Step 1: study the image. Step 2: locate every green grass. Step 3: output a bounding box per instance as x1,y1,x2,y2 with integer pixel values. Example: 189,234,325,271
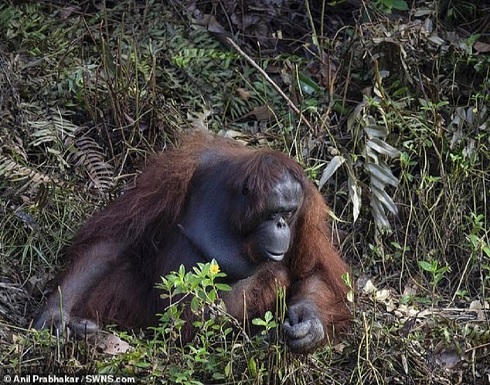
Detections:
0,0,489,383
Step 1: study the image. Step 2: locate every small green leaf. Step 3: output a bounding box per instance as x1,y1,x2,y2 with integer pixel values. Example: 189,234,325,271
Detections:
391,0,409,10
418,260,435,272
248,357,257,376
224,361,232,377
215,283,231,292
264,311,273,322
483,246,490,257
252,318,266,326
298,73,321,95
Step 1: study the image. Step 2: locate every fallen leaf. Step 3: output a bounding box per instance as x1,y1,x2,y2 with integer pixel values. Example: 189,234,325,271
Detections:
435,350,462,369
98,334,131,355
236,106,274,122
200,14,226,34
360,278,377,294
375,288,392,301
474,41,490,53
59,6,81,19
237,88,252,101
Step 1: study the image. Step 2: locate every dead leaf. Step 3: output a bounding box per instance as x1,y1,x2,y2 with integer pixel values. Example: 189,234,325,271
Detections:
218,129,249,145
395,304,420,318
428,35,445,45
469,300,489,310
236,106,274,122
200,14,226,34
26,275,46,296
375,288,392,301
59,6,81,19
359,277,377,294
402,278,418,296
435,350,463,369
187,108,212,131
250,106,274,121
98,334,131,355
400,317,417,337
237,88,252,101
334,342,346,353
474,41,490,53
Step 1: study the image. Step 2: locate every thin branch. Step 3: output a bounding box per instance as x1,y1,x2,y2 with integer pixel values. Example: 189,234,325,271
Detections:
226,37,314,132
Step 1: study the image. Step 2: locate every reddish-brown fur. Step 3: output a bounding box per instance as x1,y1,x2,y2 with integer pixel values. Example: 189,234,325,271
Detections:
35,132,351,351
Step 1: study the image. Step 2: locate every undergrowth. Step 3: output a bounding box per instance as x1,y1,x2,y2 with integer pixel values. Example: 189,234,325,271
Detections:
0,0,489,384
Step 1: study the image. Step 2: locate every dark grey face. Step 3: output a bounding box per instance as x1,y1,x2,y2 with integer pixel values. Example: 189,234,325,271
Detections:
251,173,303,262
179,166,304,281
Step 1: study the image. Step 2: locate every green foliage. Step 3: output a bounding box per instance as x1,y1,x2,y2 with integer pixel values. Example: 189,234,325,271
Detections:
96,262,316,384
172,48,238,69
1,0,490,383
418,258,451,296
372,0,409,13
155,260,231,345
251,311,278,332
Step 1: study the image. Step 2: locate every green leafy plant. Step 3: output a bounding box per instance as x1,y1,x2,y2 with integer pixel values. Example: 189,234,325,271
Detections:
92,261,301,384
155,260,232,344
418,258,451,297
372,0,409,13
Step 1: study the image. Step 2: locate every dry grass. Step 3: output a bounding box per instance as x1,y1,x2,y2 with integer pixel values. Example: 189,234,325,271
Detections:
0,0,489,383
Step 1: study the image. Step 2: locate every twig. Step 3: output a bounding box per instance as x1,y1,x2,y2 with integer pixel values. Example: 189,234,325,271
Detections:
226,37,314,132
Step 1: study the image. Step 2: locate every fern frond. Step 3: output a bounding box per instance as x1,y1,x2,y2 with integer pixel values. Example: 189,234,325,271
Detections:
28,110,79,147
68,137,114,191
0,154,56,185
